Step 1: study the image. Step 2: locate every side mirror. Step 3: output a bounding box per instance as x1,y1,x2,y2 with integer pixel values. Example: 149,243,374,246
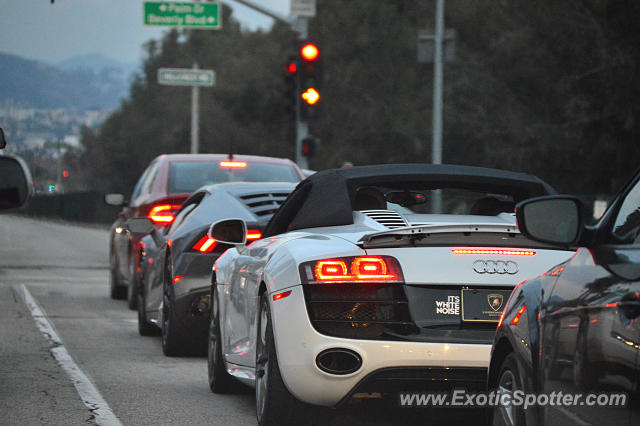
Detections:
208,219,247,245
105,193,126,206
126,217,155,235
516,196,583,245
0,128,6,149
0,155,33,210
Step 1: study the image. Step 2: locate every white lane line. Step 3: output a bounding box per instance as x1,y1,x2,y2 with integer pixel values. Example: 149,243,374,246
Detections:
17,284,123,426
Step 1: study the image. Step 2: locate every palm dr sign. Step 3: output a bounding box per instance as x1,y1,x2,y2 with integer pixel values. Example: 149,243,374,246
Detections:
144,2,221,29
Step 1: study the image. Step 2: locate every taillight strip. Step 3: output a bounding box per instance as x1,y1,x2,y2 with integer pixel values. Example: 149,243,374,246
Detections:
452,249,536,256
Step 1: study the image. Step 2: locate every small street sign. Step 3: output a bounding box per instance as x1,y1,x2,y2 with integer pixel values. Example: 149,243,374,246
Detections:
290,0,316,17
158,68,215,87
144,2,221,29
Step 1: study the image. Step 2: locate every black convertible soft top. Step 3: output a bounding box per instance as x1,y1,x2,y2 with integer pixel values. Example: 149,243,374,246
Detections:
264,164,556,236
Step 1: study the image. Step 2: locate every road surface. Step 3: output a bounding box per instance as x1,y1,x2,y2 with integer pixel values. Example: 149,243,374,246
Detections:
2,215,580,425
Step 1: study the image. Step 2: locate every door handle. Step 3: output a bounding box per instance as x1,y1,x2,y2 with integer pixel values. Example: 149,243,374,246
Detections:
619,292,640,319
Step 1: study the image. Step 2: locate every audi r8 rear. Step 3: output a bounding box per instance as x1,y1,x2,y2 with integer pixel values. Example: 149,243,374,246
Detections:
207,164,575,425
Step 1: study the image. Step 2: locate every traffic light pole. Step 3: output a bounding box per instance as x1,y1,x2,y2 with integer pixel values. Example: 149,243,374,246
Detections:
295,67,309,169
431,0,444,213
225,1,309,168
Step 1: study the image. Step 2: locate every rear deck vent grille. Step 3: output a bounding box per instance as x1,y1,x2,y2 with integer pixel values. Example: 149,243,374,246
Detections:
361,210,408,229
239,192,290,217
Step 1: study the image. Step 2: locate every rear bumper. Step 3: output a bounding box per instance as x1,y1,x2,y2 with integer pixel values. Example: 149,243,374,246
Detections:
336,366,487,407
270,285,492,407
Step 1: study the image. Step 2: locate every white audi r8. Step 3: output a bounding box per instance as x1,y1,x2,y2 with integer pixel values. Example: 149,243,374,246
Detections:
206,164,574,425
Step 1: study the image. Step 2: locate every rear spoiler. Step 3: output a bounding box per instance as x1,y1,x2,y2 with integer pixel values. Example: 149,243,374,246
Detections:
359,223,520,249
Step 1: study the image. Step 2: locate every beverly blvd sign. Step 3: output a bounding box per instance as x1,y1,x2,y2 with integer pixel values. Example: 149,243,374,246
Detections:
144,2,220,29
158,68,215,87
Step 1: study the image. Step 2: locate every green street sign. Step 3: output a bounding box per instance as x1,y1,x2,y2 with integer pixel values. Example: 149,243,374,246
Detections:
158,68,215,87
144,2,221,29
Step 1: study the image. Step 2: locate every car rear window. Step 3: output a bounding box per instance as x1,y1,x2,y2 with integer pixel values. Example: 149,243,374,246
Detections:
168,161,300,194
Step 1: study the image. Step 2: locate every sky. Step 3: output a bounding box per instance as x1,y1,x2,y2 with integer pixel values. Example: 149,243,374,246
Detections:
0,0,290,65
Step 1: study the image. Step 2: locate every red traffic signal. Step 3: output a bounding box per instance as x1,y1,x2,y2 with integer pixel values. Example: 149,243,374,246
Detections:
284,62,297,75
62,170,69,178
300,43,319,61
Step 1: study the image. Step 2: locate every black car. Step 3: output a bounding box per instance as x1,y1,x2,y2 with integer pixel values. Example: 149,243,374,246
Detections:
488,169,640,425
129,182,296,356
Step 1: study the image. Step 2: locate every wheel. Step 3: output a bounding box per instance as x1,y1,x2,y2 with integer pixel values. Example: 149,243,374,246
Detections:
109,252,126,300
161,286,187,356
161,254,191,356
208,284,238,393
492,353,527,426
255,293,306,426
126,255,139,310
138,291,158,336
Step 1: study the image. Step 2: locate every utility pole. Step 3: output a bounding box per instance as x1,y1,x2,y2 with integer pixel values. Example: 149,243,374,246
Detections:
191,62,200,154
432,0,444,213
191,0,201,154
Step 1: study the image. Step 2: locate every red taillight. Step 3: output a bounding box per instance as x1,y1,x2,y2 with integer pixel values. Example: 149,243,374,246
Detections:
247,229,262,241
303,256,403,284
148,204,181,224
192,235,218,253
173,275,184,284
273,290,292,301
452,249,536,256
219,161,247,168
315,260,350,281
511,306,527,325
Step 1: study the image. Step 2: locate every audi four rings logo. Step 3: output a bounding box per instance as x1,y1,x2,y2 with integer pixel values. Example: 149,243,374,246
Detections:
473,260,519,275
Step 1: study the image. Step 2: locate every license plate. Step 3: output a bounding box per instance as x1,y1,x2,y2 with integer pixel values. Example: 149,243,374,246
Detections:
461,288,512,322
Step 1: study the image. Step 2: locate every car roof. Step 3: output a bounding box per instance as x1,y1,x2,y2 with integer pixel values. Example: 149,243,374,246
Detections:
265,163,557,235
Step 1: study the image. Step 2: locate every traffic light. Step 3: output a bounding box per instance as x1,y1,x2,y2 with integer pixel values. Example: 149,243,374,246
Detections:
298,42,322,120
301,136,317,158
283,57,298,115
62,170,69,178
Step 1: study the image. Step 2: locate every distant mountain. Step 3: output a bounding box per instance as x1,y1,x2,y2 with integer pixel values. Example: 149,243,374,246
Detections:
56,53,137,77
0,52,133,110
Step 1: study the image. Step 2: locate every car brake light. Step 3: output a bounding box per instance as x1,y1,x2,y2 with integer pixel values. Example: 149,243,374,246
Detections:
148,204,182,224
302,256,404,284
452,249,536,256
173,275,184,284
247,229,262,241
219,161,247,168
511,306,527,325
192,235,218,253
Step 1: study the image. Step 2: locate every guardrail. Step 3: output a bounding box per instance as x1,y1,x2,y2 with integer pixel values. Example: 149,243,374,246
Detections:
23,191,121,224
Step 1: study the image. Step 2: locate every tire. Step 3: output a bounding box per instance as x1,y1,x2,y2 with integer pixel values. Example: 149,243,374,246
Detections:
208,285,238,393
161,255,192,356
126,255,139,310
138,292,158,336
162,288,187,356
255,293,306,426
109,252,126,300
491,353,527,426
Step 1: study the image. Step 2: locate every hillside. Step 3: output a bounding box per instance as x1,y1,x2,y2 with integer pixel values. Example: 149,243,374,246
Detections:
0,52,131,110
